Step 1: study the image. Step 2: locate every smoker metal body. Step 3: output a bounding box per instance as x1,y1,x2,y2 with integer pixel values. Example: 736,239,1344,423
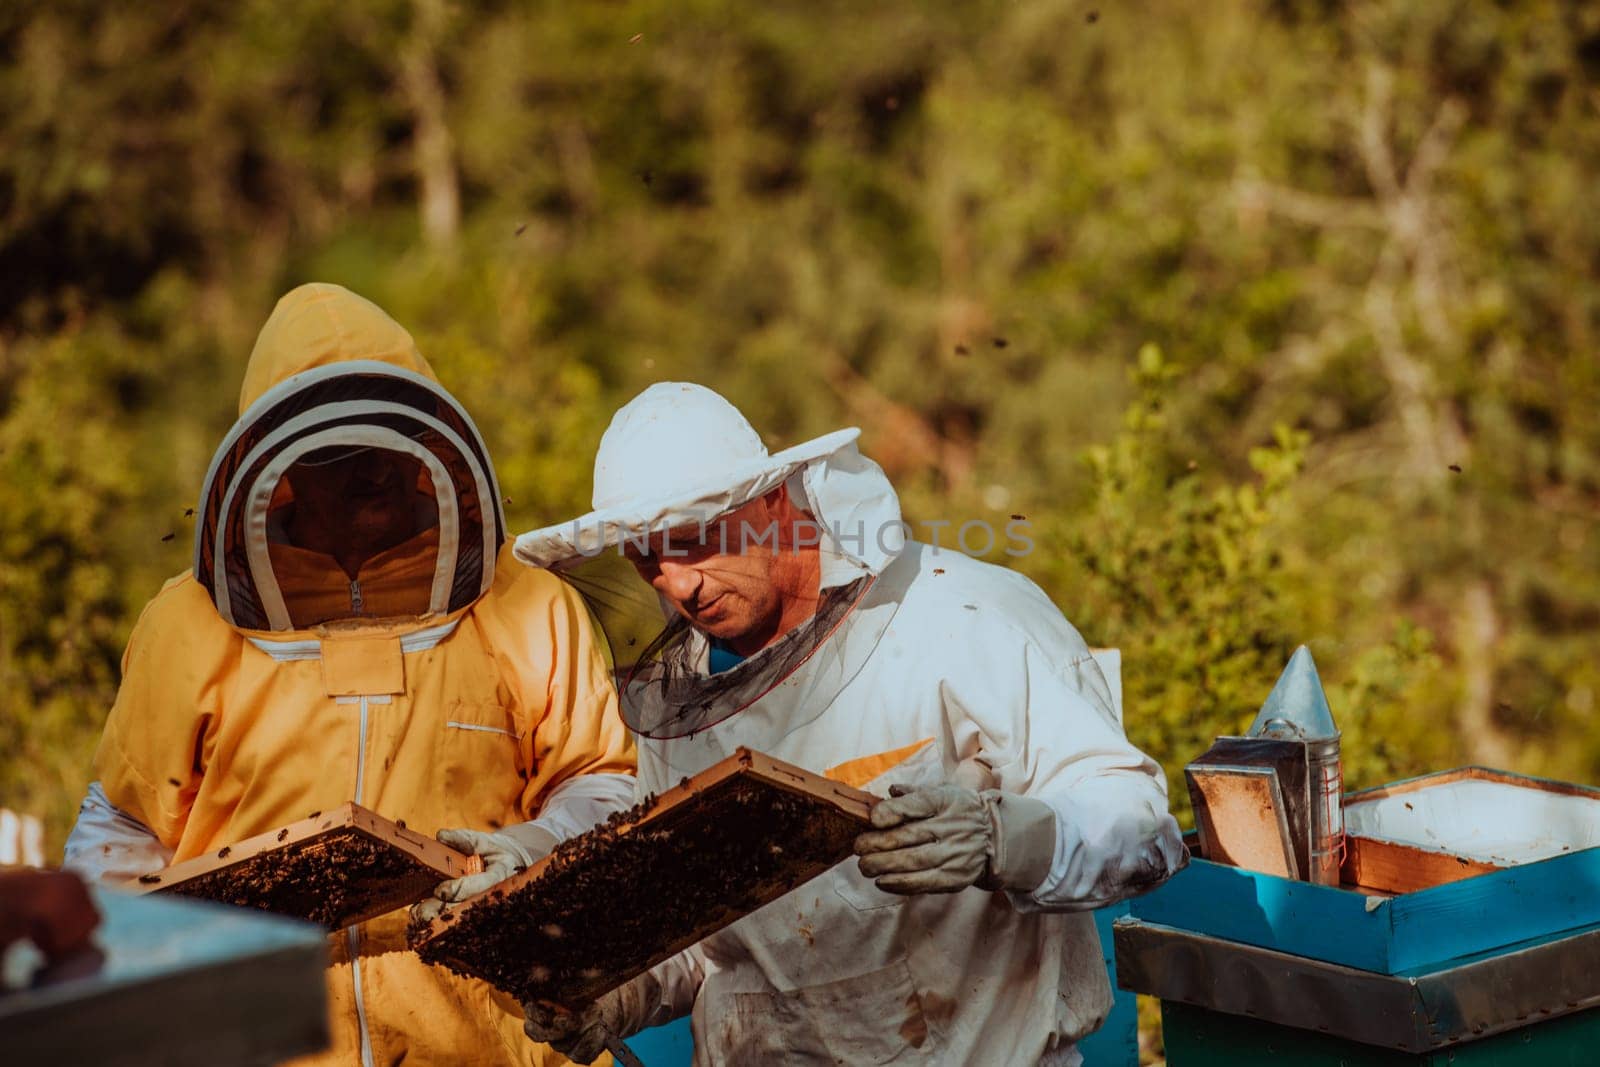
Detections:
1300,734,1344,883
1187,646,1344,885
1185,737,1308,879
1245,646,1344,885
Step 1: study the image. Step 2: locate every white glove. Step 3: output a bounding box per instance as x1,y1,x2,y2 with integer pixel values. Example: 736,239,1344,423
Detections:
411,823,559,923
854,783,1057,895
522,981,645,1065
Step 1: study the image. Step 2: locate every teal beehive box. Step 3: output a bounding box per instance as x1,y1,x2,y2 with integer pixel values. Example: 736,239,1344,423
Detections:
1120,647,1600,1063
2,887,329,1064
1118,766,1600,1064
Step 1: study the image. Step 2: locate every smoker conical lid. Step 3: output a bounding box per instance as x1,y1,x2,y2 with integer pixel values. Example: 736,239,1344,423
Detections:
1248,645,1338,740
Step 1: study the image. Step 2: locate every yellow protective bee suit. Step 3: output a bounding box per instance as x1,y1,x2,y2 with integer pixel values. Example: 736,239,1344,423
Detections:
67,284,635,1067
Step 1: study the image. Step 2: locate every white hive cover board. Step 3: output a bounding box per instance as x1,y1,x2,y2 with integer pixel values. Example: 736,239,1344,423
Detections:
1345,772,1600,866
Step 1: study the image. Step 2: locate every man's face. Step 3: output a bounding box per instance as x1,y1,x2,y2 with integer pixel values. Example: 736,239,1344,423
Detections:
285,446,423,558
623,494,788,644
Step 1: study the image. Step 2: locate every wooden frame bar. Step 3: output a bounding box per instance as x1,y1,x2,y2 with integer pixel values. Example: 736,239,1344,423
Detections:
126,802,481,930
1344,766,1600,804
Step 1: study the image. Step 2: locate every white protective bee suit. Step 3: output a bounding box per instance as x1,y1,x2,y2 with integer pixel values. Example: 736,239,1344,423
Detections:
516,382,1188,1066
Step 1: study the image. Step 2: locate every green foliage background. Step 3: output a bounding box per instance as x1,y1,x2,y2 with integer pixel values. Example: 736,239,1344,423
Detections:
3,1,1598,869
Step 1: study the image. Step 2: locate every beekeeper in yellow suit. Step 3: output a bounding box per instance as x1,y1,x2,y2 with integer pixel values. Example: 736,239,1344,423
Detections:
62,283,636,1067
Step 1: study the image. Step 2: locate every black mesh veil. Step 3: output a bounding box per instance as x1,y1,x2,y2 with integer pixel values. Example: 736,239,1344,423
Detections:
619,577,874,739
554,548,902,755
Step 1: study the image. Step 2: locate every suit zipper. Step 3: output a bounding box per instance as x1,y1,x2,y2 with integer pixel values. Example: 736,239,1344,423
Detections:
354,695,370,806
349,693,375,1067
349,577,364,615
349,926,376,1067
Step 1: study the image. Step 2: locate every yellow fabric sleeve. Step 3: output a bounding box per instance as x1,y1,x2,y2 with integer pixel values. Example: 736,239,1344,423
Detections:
480,557,636,820
92,574,229,847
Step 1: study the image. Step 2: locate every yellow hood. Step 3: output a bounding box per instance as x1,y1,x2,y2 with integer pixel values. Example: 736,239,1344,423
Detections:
238,283,438,413
195,283,506,632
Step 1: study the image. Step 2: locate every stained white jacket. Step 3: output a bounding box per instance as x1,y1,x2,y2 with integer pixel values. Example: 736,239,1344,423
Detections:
621,540,1187,1066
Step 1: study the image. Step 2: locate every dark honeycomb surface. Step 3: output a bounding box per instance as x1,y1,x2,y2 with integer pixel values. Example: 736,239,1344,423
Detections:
159,827,441,929
413,775,868,1006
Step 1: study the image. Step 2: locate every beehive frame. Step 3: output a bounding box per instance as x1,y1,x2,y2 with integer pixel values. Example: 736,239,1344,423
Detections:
412,748,876,1006
127,802,481,930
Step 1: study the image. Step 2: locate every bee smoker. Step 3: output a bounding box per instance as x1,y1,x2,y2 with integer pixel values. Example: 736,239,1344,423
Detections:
1244,645,1345,885
1185,646,1344,885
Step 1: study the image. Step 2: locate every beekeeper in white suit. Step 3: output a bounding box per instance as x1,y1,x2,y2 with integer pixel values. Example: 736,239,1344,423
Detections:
512,382,1187,1066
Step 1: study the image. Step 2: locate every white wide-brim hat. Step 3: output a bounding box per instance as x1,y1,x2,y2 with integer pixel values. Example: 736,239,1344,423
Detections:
514,382,865,569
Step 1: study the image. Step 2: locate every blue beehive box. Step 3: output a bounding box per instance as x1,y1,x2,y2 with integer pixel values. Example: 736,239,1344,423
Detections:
2,887,329,1065
1132,767,1600,974
1117,767,1600,1063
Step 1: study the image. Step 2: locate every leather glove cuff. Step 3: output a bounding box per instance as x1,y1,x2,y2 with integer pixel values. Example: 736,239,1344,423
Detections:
978,791,1057,892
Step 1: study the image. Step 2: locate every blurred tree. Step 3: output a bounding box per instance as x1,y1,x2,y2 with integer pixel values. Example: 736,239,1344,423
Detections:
1,0,1596,870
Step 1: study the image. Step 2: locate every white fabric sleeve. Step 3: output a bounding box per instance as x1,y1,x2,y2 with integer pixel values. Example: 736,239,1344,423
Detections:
61,781,174,884
524,772,638,842
1001,646,1184,912
617,943,707,1035
939,605,1186,913
1014,760,1188,912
